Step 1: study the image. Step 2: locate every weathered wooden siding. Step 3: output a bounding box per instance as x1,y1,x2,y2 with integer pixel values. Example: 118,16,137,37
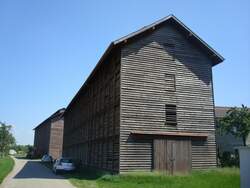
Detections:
34,121,51,157
63,53,121,172
49,118,64,159
120,23,217,172
33,110,64,159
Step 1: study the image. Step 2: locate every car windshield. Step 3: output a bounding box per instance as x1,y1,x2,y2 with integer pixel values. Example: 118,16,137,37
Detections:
61,159,72,163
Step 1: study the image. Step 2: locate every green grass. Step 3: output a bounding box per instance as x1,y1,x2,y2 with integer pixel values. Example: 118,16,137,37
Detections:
0,156,14,184
63,168,107,188
63,167,240,188
41,162,239,188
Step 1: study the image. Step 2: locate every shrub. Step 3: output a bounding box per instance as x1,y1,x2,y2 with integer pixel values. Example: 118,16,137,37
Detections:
219,150,239,167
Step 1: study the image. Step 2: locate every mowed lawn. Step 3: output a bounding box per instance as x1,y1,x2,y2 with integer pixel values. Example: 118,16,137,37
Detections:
0,156,14,184
64,167,240,188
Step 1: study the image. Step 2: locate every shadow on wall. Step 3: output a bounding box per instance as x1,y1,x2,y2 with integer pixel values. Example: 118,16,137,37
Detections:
14,161,64,179
122,22,212,87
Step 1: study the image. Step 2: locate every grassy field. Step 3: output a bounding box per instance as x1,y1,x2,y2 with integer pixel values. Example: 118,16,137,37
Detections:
0,156,14,184
62,167,240,188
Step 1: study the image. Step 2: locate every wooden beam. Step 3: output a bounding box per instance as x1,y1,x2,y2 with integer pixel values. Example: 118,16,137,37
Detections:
130,130,208,138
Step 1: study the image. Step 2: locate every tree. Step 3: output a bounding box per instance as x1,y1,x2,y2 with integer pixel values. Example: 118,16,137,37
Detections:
220,105,250,146
11,144,30,154
0,122,16,157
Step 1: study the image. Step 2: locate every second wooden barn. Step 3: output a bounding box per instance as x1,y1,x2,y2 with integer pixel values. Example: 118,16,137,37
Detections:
63,15,224,173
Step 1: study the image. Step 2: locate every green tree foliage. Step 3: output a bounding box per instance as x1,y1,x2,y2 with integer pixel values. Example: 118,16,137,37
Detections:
12,145,29,153
12,144,34,158
220,105,250,146
0,122,16,157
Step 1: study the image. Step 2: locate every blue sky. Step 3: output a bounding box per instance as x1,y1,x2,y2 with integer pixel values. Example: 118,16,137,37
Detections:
0,0,249,145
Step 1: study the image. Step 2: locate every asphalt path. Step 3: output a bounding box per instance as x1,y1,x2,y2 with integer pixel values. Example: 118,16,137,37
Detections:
0,157,75,188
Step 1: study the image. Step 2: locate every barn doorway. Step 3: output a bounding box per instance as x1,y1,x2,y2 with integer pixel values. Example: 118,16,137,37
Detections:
153,137,191,174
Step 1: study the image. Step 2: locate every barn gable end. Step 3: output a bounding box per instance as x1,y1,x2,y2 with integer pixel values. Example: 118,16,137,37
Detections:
119,22,217,172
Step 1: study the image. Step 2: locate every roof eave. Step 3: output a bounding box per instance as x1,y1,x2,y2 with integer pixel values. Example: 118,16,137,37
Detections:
169,15,224,65
64,42,115,114
114,15,224,65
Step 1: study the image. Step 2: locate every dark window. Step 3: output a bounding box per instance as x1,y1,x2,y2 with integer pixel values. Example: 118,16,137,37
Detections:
165,74,176,91
165,104,177,126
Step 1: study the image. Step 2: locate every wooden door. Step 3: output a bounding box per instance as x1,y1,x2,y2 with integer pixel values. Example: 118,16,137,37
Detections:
153,138,191,174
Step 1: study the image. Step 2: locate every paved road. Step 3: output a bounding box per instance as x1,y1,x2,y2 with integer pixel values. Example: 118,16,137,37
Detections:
1,157,75,188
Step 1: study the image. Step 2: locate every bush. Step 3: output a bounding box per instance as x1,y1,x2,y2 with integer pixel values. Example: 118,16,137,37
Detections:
218,150,239,167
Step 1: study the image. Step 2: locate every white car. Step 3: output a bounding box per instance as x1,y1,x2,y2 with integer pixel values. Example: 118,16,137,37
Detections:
53,158,75,174
41,154,53,162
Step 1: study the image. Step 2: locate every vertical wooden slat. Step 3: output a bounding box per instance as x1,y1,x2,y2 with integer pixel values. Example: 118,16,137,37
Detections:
154,138,191,174
63,52,121,172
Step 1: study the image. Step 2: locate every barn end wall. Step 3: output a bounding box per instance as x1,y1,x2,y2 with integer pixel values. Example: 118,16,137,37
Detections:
120,23,217,172
49,118,64,159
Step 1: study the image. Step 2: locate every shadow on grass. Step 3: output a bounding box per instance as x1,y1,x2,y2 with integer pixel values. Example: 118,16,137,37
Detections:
64,167,110,181
40,163,240,188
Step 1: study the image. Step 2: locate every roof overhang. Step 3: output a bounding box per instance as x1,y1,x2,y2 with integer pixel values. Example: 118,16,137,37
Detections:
131,130,208,139
114,15,224,65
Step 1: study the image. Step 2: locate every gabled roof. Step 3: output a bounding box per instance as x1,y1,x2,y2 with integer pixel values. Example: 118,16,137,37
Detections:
215,106,232,118
114,14,224,64
65,15,224,114
33,108,65,130
215,106,250,118
101,15,224,67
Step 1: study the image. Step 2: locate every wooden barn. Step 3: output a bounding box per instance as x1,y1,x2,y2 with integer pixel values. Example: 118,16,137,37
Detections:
33,108,65,159
63,15,224,173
